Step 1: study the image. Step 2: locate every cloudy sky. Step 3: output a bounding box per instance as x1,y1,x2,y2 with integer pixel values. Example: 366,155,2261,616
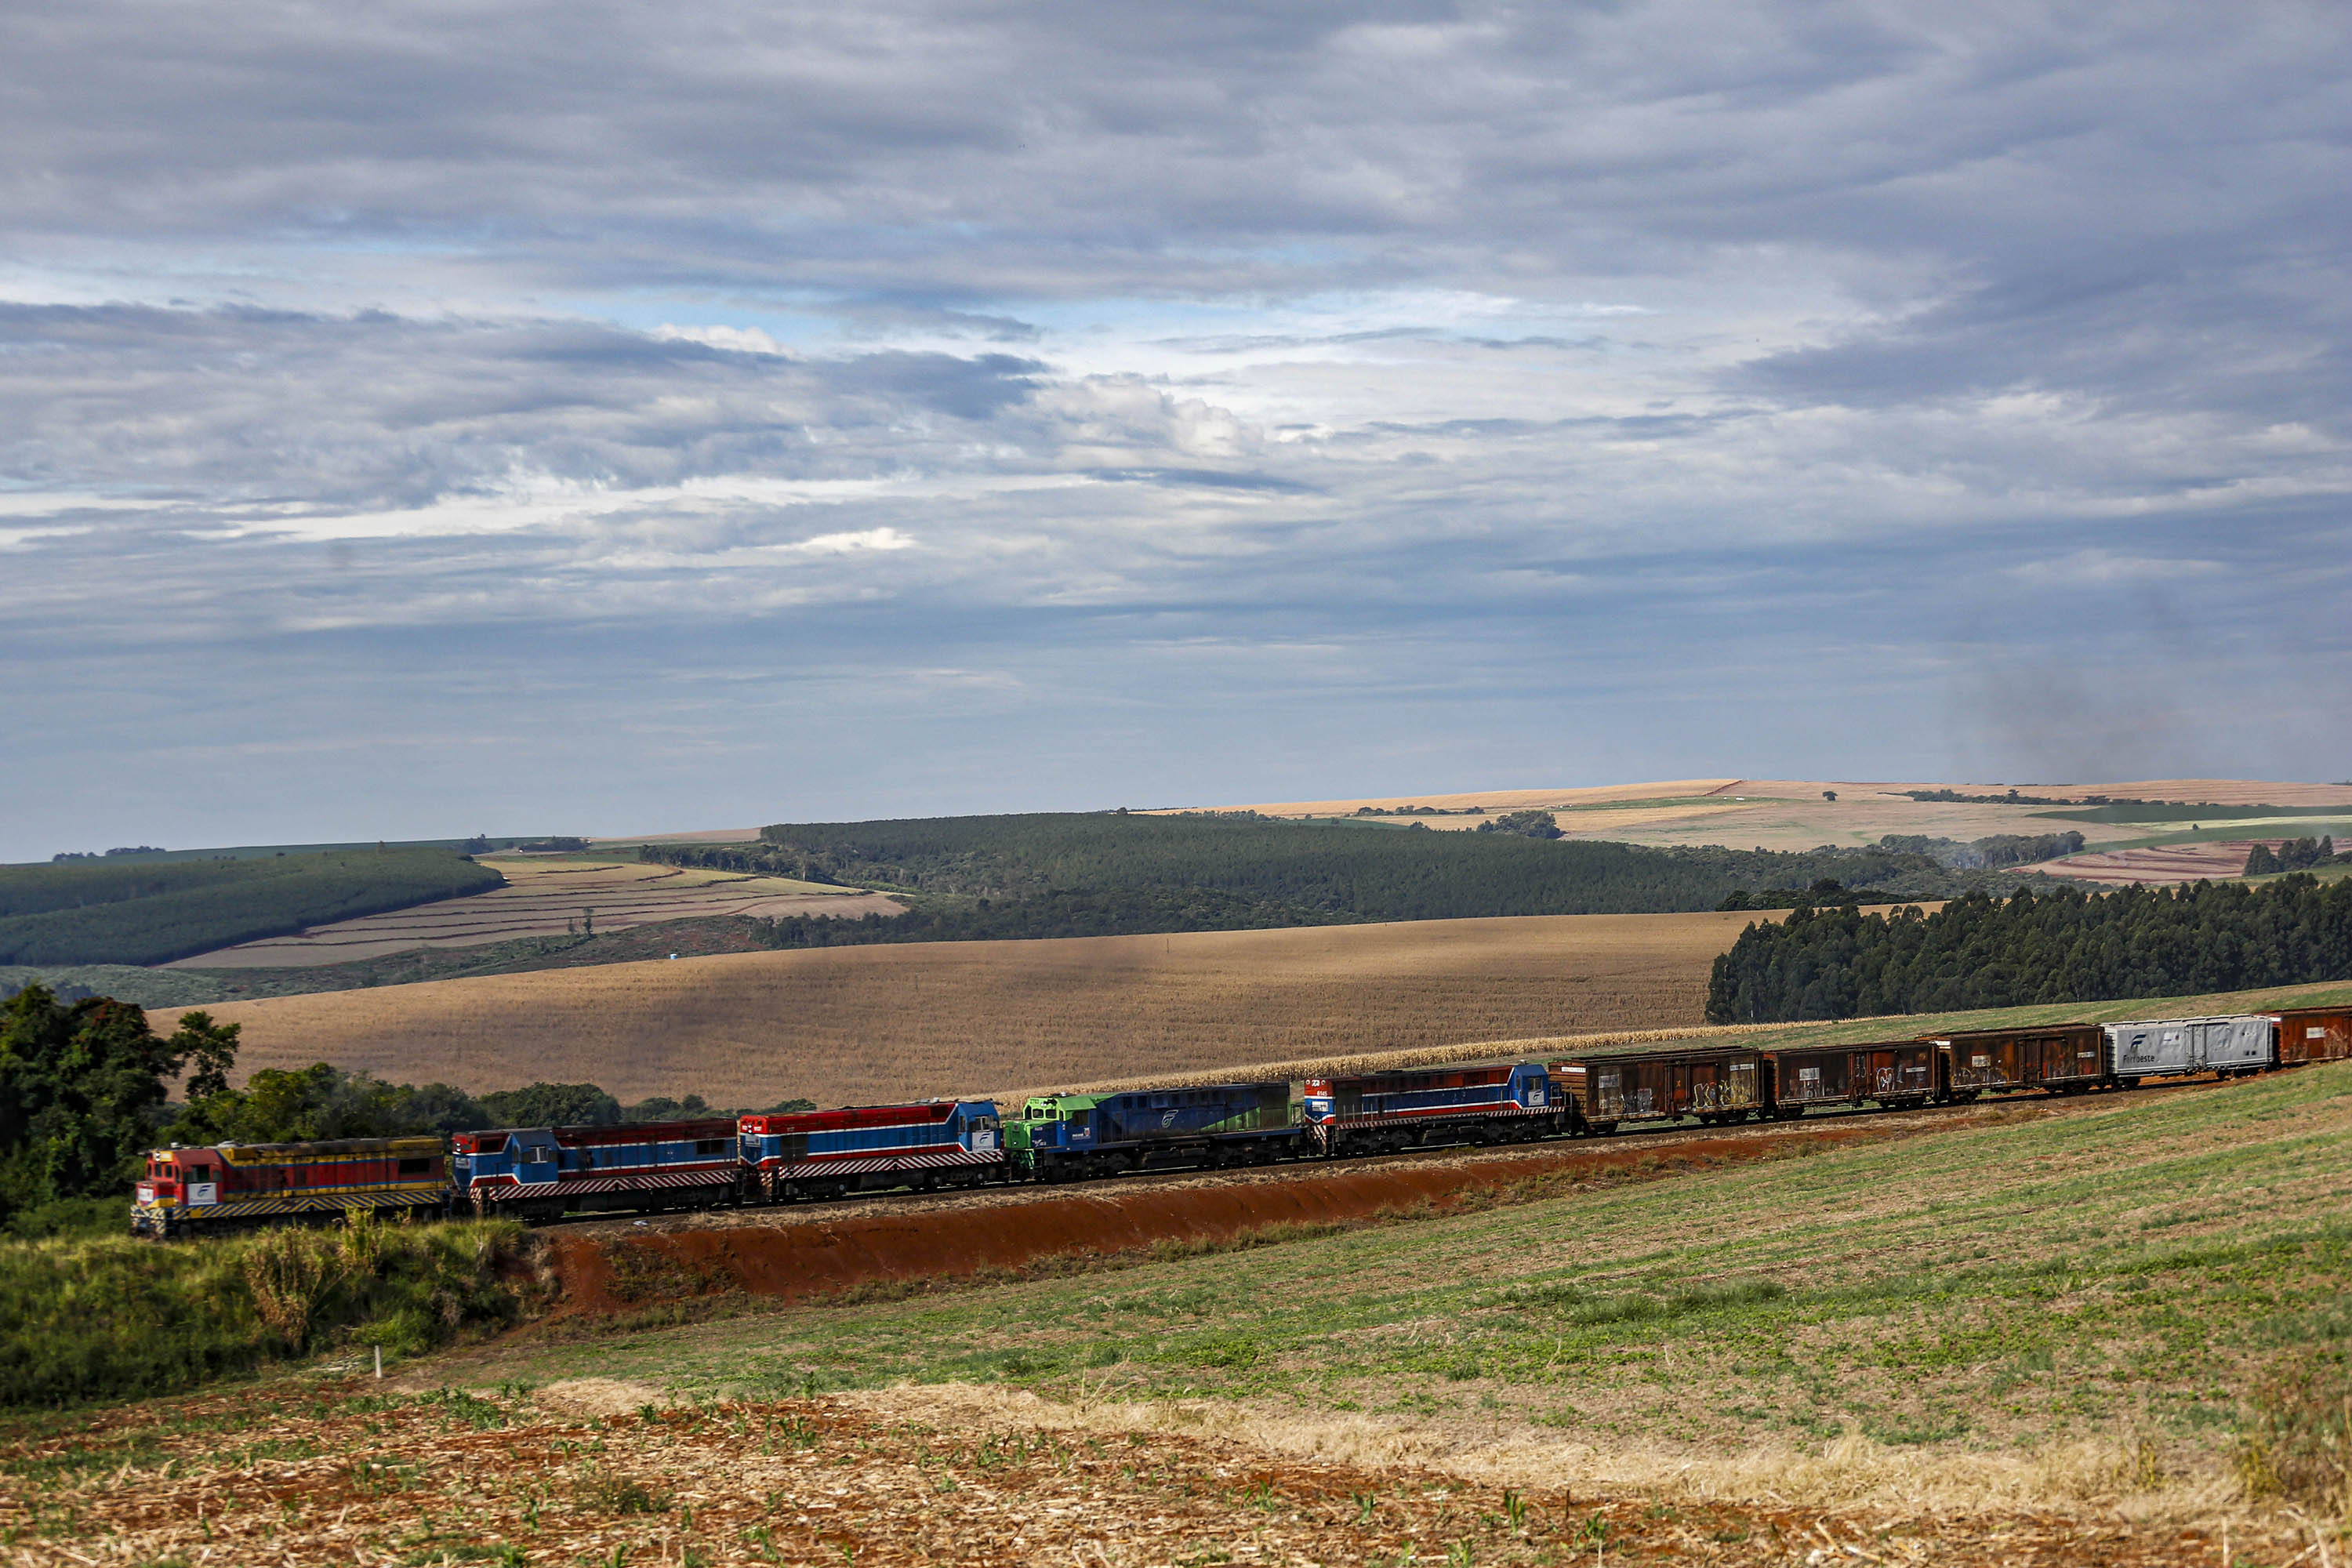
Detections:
5,1,2348,856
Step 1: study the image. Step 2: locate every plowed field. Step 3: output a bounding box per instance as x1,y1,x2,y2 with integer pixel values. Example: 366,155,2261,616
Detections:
2039,842,2267,887
187,910,1759,1106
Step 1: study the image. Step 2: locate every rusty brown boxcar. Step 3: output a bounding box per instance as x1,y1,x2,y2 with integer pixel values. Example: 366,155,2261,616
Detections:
1763,1042,1937,1116
1932,1025,2107,1097
1548,1047,1765,1132
2272,1007,2352,1066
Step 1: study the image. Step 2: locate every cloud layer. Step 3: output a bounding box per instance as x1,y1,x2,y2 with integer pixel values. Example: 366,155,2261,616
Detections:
4,1,2348,853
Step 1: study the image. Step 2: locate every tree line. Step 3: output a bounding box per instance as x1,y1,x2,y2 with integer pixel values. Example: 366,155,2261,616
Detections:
633,812,2072,936
1705,873,2352,1023
2246,837,2342,875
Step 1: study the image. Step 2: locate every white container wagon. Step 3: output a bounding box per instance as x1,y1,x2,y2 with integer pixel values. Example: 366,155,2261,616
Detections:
2103,1015,2274,1084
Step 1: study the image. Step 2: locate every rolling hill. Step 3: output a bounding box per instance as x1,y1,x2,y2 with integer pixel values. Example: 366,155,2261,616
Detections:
185,909,1764,1108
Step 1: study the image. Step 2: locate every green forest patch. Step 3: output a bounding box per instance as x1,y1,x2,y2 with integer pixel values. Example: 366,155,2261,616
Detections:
0,850,503,967
1708,877,2352,1022
655,812,2069,933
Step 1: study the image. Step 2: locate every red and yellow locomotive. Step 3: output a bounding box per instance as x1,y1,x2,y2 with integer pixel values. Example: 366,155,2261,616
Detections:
130,1137,446,1238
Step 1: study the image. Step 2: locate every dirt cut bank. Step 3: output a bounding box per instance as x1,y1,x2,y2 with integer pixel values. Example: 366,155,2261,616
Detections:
549,1114,1970,1316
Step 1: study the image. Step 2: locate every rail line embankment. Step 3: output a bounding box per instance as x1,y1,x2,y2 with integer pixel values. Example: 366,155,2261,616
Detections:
545,1098,2092,1314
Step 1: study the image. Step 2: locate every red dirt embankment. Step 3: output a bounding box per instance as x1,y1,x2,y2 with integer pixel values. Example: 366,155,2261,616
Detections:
546,1122,1907,1314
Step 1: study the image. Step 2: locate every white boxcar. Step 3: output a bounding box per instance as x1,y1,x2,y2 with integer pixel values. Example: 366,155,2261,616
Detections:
2103,1015,2274,1081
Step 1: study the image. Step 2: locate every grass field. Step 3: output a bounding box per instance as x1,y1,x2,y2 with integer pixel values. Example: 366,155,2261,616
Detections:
187,909,1762,1106
165,854,894,968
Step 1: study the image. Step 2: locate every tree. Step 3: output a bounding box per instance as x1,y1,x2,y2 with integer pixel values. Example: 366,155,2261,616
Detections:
0,987,240,1221
2245,843,2283,876
169,1060,495,1145
1475,809,1562,840
474,1082,622,1127
1822,790,1838,802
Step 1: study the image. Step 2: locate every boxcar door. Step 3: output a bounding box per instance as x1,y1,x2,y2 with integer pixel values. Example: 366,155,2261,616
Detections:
1594,1068,1625,1119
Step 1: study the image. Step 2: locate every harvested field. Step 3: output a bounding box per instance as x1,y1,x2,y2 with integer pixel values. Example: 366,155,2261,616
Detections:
188,910,1758,1106
592,826,764,844
169,854,893,968
0,1381,2251,1568
1178,775,2352,854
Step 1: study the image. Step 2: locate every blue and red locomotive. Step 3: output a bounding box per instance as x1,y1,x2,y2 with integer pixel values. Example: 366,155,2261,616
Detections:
741,1100,1003,1201
449,1118,742,1221
1302,1062,1552,1155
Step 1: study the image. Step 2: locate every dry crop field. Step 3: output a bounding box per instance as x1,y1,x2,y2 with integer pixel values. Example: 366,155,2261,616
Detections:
187,909,1758,1107
1178,775,2352,855
169,855,895,969
0,1381,2243,1567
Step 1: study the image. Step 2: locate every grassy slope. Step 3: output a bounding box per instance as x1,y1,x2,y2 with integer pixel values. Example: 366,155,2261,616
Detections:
486,1053,2352,1492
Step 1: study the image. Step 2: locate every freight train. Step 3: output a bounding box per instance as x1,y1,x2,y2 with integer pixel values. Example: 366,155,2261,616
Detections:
129,1003,2352,1237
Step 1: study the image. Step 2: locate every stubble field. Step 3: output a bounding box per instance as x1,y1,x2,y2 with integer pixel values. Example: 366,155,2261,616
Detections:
185,909,1763,1107
1180,776,2352,858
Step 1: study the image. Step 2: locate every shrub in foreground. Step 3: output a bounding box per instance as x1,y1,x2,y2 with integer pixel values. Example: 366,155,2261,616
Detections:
0,1213,534,1407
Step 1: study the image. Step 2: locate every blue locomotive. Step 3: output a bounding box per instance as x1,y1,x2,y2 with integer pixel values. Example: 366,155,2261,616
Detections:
1006,1082,1300,1180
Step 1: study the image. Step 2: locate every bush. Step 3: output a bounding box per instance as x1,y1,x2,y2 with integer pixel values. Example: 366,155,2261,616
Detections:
0,1214,534,1407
